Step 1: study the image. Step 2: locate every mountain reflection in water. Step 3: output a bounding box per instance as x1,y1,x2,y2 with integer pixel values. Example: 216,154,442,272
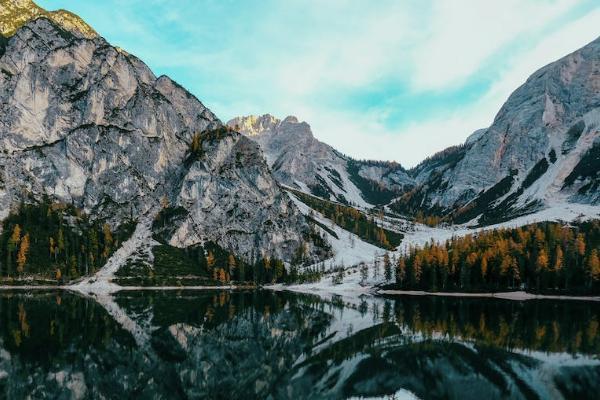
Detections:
0,290,598,399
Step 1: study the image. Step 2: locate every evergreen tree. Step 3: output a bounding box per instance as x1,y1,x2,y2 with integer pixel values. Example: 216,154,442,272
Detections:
383,252,392,282
396,257,406,286
359,262,368,286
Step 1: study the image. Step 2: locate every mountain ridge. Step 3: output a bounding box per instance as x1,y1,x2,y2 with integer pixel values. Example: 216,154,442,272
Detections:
228,114,415,207
231,35,600,226
0,2,328,279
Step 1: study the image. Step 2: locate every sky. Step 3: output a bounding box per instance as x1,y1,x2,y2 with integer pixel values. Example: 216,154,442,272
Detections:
38,0,600,167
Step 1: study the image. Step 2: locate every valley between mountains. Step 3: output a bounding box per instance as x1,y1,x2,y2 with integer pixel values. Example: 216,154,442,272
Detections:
0,0,599,298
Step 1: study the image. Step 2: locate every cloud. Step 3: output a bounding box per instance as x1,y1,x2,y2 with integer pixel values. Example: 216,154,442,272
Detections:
410,0,581,91
301,6,600,168
37,0,600,168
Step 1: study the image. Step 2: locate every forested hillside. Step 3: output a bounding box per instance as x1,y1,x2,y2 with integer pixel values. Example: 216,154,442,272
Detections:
0,200,134,283
394,220,600,295
290,190,403,250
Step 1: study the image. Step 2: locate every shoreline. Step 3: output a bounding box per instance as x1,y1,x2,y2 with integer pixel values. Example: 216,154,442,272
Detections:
377,289,600,302
0,284,256,291
1,284,599,302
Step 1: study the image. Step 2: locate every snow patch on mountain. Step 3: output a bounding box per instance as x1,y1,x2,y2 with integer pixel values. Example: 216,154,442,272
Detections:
288,191,383,269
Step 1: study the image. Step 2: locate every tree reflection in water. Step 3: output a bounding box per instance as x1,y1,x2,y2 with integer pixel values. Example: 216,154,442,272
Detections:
0,290,597,399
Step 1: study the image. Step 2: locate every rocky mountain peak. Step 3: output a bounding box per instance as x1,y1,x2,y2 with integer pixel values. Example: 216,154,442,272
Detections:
0,0,97,38
228,114,306,137
0,10,327,267
228,114,280,136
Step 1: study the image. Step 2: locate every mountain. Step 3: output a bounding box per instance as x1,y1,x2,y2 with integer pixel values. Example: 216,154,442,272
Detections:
0,0,327,273
233,37,600,227
392,36,600,225
227,114,415,207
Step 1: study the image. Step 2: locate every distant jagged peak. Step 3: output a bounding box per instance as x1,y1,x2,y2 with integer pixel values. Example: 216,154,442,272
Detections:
227,114,304,136
0,0,97,38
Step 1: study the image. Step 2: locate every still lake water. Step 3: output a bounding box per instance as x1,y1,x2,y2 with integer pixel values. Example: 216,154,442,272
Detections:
0,290,598,400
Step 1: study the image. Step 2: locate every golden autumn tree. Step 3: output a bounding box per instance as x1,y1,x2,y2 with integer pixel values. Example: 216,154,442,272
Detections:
536,249,549,272
207,251,215,270
218,268,228,283
6,224,22,275
9,224,21,248
480,255,488,280
16,233,30,274
57,227,65,255
588,249,600,284
553,246,563,271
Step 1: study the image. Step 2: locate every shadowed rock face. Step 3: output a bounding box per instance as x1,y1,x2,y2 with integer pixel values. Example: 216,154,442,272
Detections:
0,12,323,263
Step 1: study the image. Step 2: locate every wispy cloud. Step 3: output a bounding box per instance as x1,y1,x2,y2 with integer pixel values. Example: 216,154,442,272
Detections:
38,0,600,166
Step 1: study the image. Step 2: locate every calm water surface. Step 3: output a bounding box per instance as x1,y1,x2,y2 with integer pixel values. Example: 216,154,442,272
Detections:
0,290,598,399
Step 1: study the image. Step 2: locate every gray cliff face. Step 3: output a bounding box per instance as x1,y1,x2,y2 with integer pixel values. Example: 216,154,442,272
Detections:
228,114,414,207
0,17,320,263
172,130,313,260
442,36,598,206
391,36,600,222
227,114,357,203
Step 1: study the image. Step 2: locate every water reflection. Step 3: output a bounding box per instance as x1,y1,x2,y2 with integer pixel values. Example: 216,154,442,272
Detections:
0,290,598,399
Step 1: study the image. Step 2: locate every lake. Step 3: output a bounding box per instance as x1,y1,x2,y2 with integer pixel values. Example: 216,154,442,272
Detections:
0,289,598,399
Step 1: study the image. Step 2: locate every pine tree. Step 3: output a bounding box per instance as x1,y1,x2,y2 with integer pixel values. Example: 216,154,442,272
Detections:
102,224,113,259
274,259,284,283
535,248,549,290
373,256,380,279
228,254,236,281
587,249,600,288
57,227,65,256
359,262,369,286
412,255,422,286
69,255,78,278
396,257,406,286
383,252,392,282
